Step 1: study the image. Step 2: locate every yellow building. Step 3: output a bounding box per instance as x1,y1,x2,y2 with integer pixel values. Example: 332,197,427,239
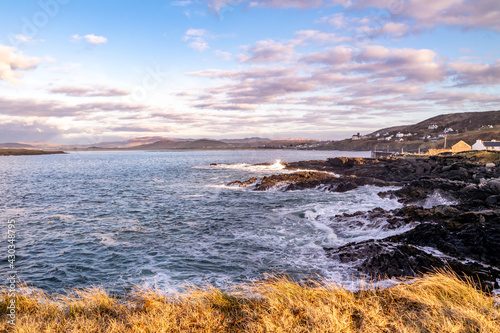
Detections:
451,140,472,153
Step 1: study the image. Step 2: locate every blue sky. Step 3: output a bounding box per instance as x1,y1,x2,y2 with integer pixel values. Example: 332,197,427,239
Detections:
0,0,499,143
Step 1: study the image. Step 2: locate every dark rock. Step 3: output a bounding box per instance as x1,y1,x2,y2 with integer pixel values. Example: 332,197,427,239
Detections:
227,177,258,187
392,209,500,267
254,171,337,191
325,240,500,292
486,195,500,205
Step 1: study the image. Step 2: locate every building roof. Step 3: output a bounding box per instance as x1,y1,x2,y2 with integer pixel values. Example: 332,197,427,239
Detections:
484,142,500,147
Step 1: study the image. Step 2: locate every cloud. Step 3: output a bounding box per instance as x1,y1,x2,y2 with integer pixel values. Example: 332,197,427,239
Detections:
212,0,500,31
248,0,332,9
185,41,494,115
0,97,143,118
205,0,342,12
292,30,351,45
357,21,411,39
300,46,353,65
183,29,211,51
13,34,44,45
350,0,500,31
171,1,192,6
324,46,447,83
238,39,294,63
71,34,108,45
450,60,500,86
214,50,233,60
0,44,41,84
49,85,130,97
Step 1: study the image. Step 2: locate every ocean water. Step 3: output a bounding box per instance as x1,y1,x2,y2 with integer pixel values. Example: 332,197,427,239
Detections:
0,150,407,293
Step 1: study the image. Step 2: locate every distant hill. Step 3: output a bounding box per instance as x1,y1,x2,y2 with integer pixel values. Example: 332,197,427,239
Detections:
134,139,230,149
320,110,500,152
0,142,34,149
371,110,500,136
221,137,272,144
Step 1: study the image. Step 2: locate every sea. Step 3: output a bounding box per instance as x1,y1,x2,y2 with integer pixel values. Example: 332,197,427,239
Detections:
0,150,410,294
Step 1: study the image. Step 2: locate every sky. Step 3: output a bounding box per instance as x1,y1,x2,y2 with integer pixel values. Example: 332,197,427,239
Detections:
0,0,499,144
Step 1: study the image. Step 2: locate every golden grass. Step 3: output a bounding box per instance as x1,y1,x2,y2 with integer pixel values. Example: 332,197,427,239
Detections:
1,270,499,332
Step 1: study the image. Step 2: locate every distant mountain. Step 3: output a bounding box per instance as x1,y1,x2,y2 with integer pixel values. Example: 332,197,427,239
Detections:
0,142,34,149
91,136,175,148
134,139,230,149
220,137,272,144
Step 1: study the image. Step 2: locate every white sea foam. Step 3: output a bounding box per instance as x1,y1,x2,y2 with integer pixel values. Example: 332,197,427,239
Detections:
180,194,207,198
421,190,457,208
204,159,286,172
275,186,409,248
206,184,249,190
196,159,340,176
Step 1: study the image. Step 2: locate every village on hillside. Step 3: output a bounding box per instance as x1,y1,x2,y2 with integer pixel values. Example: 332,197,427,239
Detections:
366,123,499,157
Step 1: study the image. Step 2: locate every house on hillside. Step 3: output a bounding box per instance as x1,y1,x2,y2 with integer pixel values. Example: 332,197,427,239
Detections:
451,140,471,153
428,124,438,130
395,132,404,138
472,140,500,151
444,127,454,133
352,133,361,140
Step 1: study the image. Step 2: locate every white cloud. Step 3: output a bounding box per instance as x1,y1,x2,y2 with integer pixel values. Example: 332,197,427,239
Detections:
183,29,211,51
214,50,233,60
238,39,294,63
211,0,500,31
71,34,108,45
0,44,41,84
13,34,44,45
171,1,192,6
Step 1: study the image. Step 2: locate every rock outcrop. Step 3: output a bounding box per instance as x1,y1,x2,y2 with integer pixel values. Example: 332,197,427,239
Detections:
226,151,500,291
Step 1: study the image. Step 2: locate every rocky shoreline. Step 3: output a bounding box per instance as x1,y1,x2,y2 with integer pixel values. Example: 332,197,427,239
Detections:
226,151,500,292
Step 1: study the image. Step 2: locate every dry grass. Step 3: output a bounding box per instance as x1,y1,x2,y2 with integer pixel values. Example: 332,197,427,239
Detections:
457,150,500,163
1,270,499,332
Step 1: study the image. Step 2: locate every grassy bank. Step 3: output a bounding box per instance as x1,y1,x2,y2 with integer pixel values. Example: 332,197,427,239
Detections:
1,270,499,332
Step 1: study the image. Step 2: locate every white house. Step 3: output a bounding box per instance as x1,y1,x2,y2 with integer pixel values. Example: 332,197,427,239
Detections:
472,140,486,150
473,140,500,151
428,124,438,130
352,133,361,140
444,127,454,133
395,132,404,138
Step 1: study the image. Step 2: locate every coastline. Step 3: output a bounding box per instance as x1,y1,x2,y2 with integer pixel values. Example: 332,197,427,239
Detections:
226,150,500,292
1,150,499,331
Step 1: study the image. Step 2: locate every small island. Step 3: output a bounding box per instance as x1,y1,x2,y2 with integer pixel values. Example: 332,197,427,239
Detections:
0,149,66,156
